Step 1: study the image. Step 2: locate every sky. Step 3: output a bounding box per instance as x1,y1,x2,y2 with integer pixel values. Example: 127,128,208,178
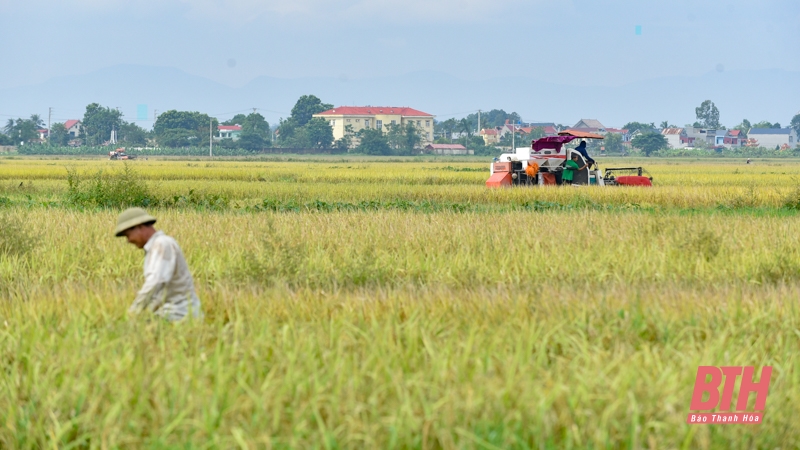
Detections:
0,0,798,124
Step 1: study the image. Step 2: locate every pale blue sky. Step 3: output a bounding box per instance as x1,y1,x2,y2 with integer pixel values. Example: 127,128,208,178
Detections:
0,0,798,127
1,0,797,89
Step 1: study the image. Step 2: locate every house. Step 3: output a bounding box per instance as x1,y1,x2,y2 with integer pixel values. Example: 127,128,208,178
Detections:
747,128,798,149
424,144,472,155
681,127,708,147
480,128,500,145
313,106,435,145
573,119,606,130
605,128,631,142
63,120,82,138
38,129,49,140
217,125,242,140
662,128,684,148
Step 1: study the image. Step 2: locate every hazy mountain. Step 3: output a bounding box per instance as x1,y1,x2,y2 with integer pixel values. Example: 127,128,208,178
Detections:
1,65,797,129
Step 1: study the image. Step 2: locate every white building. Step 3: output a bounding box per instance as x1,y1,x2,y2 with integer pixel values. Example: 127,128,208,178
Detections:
748,128,797,149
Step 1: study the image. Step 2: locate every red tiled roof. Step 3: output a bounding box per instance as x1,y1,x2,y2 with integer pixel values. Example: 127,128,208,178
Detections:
728,129,742,136
605,128,629,134
218,125,242,131
661,128,683,135
315,106,433,117
426,144,466,150
481,129,498,135
64,120,80,130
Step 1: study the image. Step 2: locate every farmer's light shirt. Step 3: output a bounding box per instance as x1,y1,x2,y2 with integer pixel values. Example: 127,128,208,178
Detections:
129,231,203,322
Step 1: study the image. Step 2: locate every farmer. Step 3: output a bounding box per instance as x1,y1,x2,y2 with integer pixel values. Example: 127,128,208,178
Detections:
574,140,595,166
562,152,588,185
115,207,203,322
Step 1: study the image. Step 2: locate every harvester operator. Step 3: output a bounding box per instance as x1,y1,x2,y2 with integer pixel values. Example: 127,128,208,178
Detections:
562,153,588,185
574,140,595,166
115,207,203,322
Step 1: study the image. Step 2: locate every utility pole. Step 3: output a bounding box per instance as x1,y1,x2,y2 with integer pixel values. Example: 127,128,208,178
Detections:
477,110,481,135
209,119,213,157
47,107,52,145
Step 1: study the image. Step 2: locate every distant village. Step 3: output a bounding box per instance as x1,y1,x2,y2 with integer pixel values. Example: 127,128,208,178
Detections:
4,98,799,156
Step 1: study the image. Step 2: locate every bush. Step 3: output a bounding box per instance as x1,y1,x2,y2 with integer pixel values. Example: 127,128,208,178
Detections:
66,163,157,208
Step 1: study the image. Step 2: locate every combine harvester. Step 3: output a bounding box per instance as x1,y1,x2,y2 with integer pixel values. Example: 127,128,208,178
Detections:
486,130,652,187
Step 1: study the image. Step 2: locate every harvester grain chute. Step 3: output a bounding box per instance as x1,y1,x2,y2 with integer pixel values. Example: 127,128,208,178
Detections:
486,130,652,187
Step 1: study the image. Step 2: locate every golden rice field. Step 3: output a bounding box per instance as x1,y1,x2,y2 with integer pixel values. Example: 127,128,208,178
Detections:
2,156,800,449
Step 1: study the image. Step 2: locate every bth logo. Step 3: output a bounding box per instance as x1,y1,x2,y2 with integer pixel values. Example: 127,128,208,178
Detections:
687,366,772,424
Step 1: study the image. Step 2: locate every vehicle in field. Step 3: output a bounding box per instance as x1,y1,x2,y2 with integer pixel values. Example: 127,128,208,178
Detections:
109,148,137,160
486,130,652,187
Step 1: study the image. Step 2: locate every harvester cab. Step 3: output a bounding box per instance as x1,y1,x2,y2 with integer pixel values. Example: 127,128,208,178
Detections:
486,130,652,187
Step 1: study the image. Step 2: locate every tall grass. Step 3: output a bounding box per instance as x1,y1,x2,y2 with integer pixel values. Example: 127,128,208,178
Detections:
2,159,800,448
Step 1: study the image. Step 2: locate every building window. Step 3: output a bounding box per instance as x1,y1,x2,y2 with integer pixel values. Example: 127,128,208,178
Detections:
346,119,351,122
428,132,431,139
418,120,422,125
426,120,430,127
391,120,396,125
356,119,360,123
376,120,382,130
331,120,336,127
364,120,370,128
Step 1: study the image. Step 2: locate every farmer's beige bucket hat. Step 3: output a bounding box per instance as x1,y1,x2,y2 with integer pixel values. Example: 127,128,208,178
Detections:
115,207,157,236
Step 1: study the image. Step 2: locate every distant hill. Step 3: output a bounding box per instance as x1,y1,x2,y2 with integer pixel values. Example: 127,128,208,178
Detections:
1,64,797,129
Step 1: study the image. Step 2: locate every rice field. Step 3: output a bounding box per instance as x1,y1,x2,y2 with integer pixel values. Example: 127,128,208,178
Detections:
2,156,800,449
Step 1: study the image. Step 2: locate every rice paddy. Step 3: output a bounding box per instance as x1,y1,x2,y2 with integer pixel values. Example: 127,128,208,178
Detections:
1,155,799,449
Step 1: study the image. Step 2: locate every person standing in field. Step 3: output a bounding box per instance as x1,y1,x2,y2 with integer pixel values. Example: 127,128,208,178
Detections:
562,152,588,185
115,207,203,322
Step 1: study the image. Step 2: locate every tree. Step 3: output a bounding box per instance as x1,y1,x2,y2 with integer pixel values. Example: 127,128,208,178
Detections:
386,122,424,155
119,122,148,146
791,114,800,137
334,124,355,151
695,100,720,129
603,132,623,153
303,118,334,148
222,114,247,126
154,110,218,148
236,112,271,151
462,109,520,131
356,128,390,155
631,132,668,156
622,122,656,134
459,118,473,138
3,116,40,145
49,123,70,146
436,118,458,141
82,103,124,146
290,95,333,127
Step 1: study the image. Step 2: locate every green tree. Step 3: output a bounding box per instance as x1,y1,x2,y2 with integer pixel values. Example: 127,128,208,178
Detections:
290,95,333,127
603,132,623,153
222,114,247,126
119,122,147,146
733,119,751,132
304,118,334,149
154,110,218,148
631,132,668,156
695,100,720,129
386,122,423,155
462,109,520,131
437,118,458,141
49,123,70,146
236,112,271,151
3,117,40,145
622,122,656,134
82,103,123,146
791,114,800,137
334,125,355,151
356,128,390,155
